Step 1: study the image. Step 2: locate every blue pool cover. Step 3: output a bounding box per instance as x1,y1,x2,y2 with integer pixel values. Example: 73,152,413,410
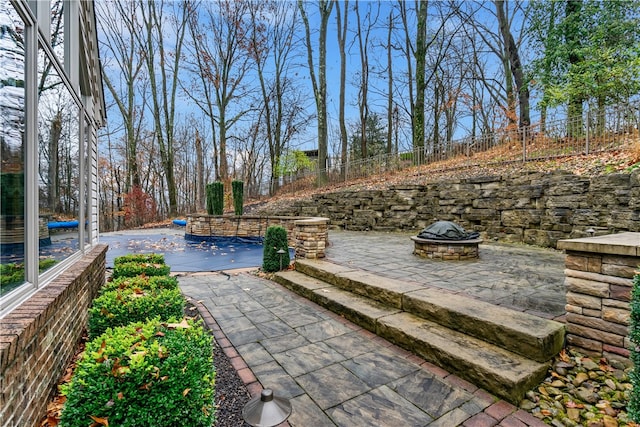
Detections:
99,230,292,272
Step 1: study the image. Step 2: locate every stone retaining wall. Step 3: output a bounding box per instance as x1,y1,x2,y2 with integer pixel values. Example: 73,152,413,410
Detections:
557,233,638,362
255,170,640,248
186,215,329,259
0,245,107,427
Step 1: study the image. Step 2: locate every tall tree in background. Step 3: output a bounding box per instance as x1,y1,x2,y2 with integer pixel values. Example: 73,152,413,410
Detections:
354,1,380,159
299,0,334,185
138,0,190,216
495,0,530,130
97,1,146,191
335,0,348,179
186,0,252,183
248,1,309,195
414,0,428,150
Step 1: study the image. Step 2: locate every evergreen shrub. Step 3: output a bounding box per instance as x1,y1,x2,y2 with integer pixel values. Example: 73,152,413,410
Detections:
232,180,244,216
211,181,224,215
112,261,170,279
262,225,290,273
114,253,165,266
101,275,178,294
60,318,215,427
88,287,185,338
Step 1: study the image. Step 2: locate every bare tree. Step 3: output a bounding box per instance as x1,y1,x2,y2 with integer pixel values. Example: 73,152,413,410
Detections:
299,0,334,185
137,0,191,216
335,0,348,178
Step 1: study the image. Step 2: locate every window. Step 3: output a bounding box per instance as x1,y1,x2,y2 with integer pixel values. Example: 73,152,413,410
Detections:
0,1,27,297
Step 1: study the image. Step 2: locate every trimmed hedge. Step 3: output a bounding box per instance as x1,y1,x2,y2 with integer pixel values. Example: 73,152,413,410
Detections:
88,286,185,338
101,274,178,294
60,318,216,427
232,180,244,216
112,261,171,279
262,225,290,273
114,253,165,266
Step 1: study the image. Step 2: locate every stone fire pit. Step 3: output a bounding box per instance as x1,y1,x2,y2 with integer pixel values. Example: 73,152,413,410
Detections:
412,221,482,260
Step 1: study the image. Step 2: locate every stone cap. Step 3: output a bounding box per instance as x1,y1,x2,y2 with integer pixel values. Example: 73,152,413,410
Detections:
294,217,330,226
557,232,640,256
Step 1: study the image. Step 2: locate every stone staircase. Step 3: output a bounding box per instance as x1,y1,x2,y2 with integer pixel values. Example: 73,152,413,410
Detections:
273,259,565,404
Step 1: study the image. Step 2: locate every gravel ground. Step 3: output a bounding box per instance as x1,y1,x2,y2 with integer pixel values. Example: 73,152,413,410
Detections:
211,337,252,427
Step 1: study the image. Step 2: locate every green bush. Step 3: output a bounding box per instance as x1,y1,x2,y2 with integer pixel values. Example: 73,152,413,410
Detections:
112,261,170,279
101,275,178,294
88,286,185,338
205,183,215,215
114,253,165,266
212,181,224,215
60,318,215,427
232,180,244,216
262,225,290,273
629,271,640,421
0,258,57,289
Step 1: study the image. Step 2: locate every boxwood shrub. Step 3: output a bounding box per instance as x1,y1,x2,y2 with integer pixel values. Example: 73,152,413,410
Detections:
113,253,165,266
60,318,215,427
112,261,171,279
101,275,179,294
88,287,185,338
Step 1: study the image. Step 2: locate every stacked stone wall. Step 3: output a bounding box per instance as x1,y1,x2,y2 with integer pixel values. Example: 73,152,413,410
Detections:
257,170,640,248
558,234,638,362
0,245,107,427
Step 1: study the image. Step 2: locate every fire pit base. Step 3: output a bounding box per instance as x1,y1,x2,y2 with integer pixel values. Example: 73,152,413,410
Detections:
411,236,482,260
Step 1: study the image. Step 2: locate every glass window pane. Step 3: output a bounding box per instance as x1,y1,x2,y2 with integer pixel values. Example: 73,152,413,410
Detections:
0,2,27,296
38,47,80,270
51,0,64,63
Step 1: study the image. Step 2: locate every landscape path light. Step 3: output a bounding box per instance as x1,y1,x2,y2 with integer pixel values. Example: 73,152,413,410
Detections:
242,388,292,427
277,248,286,271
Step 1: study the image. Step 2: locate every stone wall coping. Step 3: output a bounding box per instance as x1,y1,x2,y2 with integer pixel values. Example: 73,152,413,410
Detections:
294,217,330,226
557,232,640,256
186,214,319,221
411,236,484,245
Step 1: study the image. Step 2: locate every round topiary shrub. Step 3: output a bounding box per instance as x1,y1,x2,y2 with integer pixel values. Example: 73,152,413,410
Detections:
101,275,178,294
60,318,215,427
88,287,185,338
112,261,171,279
262,225,290,273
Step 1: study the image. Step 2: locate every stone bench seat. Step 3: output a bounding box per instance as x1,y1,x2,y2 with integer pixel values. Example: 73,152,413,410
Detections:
411,236,483,260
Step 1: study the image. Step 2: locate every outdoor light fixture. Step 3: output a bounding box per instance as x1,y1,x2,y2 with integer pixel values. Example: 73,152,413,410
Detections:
277,248,286,271
586,228,595,237
242,389,292,427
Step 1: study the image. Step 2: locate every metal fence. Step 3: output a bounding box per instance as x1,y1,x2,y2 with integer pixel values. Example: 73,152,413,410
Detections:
255,101,640,197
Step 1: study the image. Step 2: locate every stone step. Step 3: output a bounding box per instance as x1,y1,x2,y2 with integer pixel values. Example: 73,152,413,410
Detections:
377,312,550,404
294,259,564,362
273,270,401,333
273,268,551,404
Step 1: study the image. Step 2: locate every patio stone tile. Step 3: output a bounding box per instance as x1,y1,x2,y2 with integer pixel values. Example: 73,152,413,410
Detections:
294,319,353,343
261,332,310,354
251,360,305,400
255,319,296,338
225,326,266,347
324,331,381,358
236,342,274,367
297,364,370,410
327,385,432,427
279,309,326,329
288,394,337,427
244,308,279,324
272,342,346,377
390,370,474,419
340,350,418,388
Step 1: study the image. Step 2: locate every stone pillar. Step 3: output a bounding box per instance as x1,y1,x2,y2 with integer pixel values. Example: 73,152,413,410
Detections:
557,233,639,362
294,218,329,259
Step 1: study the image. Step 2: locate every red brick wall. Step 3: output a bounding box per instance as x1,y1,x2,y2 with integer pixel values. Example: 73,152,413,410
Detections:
0,245,107,427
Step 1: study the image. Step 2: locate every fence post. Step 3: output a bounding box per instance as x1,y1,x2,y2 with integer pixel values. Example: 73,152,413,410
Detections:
585,110,590,155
